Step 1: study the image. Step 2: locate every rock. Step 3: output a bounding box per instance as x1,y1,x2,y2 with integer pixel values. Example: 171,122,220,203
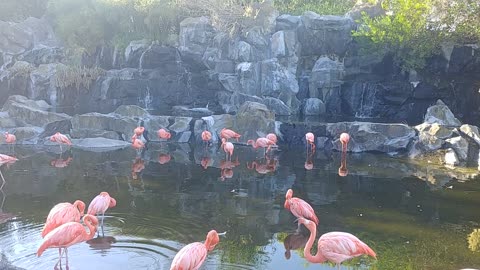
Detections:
172,106,213,117
2,95,70,127
328,122,416,152
297,12,354,57
193,114,234,144
234,101,275,142
237,62,260,96
114,105,149,118
245,26,269,49
346,1,385,21
261,58,299,96
316,136,330,149
271,31,286,58
424,100,462,126
125,39,150,68
70,129,121,140
177,131,192,143
144,115,170,136
418,132,444,151
179,17,215,70
214,60,235,73
28,63,59,101
309,57,345,99
446,136,469,161
276,14,301,31
303,98,326,115
415,123,453,139
444,148,460,166
13,126,44,144
39,119,72,138
71,138,131,152
218,73,240,92
216,91,263,113
71,112,137,139
138,45,178,70
460,124,480,145
18,46,64,66
0,112,16,128
262,97,292,116
168,117,192,133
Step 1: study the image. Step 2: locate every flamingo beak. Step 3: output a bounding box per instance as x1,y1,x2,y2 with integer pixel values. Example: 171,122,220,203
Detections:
218,231,227,237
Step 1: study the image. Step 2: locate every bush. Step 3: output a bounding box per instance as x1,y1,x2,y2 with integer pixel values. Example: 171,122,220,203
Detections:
274,0,356,15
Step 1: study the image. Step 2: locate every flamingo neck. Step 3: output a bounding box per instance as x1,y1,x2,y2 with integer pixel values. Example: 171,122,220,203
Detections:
84,218,97,239
304,224,326,263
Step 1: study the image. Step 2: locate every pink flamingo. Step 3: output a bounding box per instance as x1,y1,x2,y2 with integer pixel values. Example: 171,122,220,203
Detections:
201,130,212,148
0,154,18,189
4,132,16,152
266,133,278,144
284,189,319,231
220,128,241,142
305,132,315,155
50,132,72,152
134,126,145,137
246,138,276,156
221,138,234,161
297,217,376,269
41,200,86,237
87,191,117,236
340,133,350,153
170,230,220,270
37,214,98,269
158,128,172,140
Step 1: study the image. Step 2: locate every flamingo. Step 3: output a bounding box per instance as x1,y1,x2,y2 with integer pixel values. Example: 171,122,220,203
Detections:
4,132,16,152
305,132,315,155
220,128,241,142
158,153,171,165
37,214,98,270
221,138,234,161
297,217,376,269
41,200,86,237
284,189,319,231
246,138,276,156
340,132,350,153
134,126,145,137
0,154,18,189
158,128,172,140
170,230,220,270
49,132,72,152
87,192,116,236
266,133,278,144
338,152,348,177
201,130,212,148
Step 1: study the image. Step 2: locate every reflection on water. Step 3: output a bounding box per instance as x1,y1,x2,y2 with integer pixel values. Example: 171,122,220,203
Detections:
0,144,479,269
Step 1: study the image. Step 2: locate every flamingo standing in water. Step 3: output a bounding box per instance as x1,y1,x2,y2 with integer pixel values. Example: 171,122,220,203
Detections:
284,189,319,231
0,154,18,189
340,132,350,153
134,126,145,137
37,214,98,270
87,192,117,236
4,132,16,152
50,132,72,152
246,138,276,156
220,128,241,142
201,130,212,149
131,137,145,155
338,151,348,177
297,217,376,269
158,128,172,140
41,200,86,237
221,138,234,161
170,230,220,270
305,132,315,155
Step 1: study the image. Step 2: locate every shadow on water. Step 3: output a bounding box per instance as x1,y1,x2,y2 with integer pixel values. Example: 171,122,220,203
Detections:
0,143,479,269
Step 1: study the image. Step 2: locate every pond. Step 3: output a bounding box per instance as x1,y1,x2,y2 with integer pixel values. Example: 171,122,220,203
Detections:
0,143,479,270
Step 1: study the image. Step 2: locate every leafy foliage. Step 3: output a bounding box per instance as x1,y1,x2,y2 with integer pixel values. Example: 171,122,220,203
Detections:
53,64,105,90
273,0,356,15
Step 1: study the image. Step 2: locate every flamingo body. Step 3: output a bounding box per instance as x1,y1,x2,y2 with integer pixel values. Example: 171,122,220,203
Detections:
246,138,275,154
284,189,319,225
158,129,172,140
201,131,212,142
134,127,145,136
37,214,98,257
0,154,18,165
50,132,72,146
340,132,350,152
220,128,241,142
221,138,234,161
170,230,219,270
4,132,16,144
266,133,277,144
42,200,86,238
131,138,145,150
87,192,116,216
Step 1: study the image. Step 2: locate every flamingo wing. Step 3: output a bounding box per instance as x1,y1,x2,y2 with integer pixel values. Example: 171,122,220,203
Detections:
170,242,207,270
37,222,85,256
42,203,81,237
87,195,109,215
318,232,376,264
288,198,319,225
60,134,72,145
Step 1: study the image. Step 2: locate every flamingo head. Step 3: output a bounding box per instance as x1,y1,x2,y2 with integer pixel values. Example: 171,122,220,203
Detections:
296,217,315,230
205,230,220,251
100,191,110,197
83,214,99,227
4,132,8,137
221,138,227,144
109,197,117,208
246,139,254,146
340,132,350,144
285,189,293,200
74,200,86,215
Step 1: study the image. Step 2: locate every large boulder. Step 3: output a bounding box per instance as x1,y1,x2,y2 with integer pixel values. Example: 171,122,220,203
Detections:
460,124,480,145
125,39,150,68
445,136,469,162
179,17,216,70
262,97,292,116
71,112,137,139
71,138,131,152
423,100,462,126
303,98,326,116
327,122,416,152
138,45,179,71
233,102,275,142
216,91,263,113
297,12,354,57
309,57,345,99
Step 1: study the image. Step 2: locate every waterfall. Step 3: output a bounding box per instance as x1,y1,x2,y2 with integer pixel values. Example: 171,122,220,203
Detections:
112,45,118,69
138,49,146,70
354,82,378,118
143,86,153,111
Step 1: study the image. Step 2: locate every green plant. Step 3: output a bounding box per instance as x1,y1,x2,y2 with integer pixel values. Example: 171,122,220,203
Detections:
53,65,105,90
273,0,356,16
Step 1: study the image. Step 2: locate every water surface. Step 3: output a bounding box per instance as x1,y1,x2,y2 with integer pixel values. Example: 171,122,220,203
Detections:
0,143,479,270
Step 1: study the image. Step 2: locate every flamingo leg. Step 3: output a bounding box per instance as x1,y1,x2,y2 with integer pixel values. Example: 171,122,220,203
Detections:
101,212,105,237
65,248,69,270
0,189,5,210
0,169,6,188
337,263,340,270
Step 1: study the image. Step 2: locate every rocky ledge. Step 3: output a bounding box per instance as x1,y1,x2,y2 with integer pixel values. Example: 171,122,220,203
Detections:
0,95,479,171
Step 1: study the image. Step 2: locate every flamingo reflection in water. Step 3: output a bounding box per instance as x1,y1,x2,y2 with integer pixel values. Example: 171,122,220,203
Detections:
132,157,145,180
284,231,309,260
158,153,171,165
4,132,16,153
220,157,240,181
338,152,348,177
0,154,17,225
201,156,213,170
86,236,117,255
50,157,73,168
247,157,277,174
